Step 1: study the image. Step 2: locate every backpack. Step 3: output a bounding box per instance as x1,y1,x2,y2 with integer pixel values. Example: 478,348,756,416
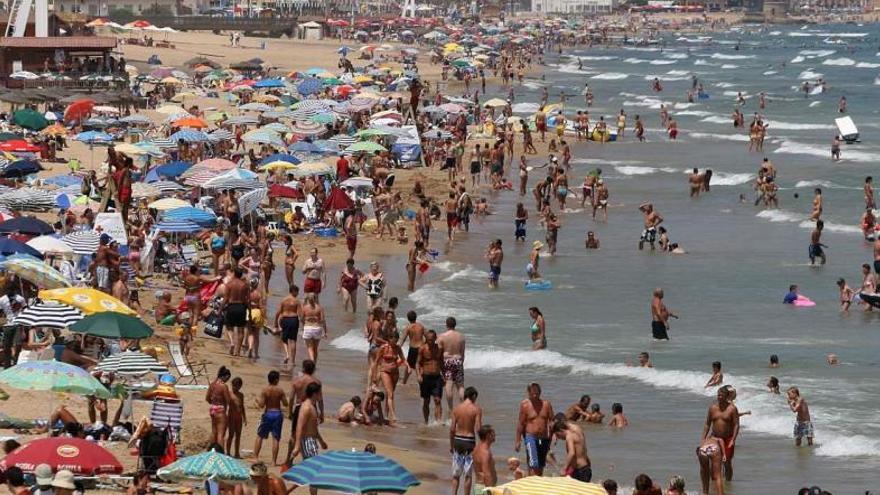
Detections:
203,312,224,339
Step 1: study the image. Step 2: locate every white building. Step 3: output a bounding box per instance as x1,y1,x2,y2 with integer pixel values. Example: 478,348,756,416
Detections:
531,0,617,13
52,0,179,16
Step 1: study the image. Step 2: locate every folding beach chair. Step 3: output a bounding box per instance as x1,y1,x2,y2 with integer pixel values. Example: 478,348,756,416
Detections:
149,400,183,442
166,342,208,385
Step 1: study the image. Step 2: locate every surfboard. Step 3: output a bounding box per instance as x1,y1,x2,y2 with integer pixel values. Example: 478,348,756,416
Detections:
835,116,859,143
525,280,553,291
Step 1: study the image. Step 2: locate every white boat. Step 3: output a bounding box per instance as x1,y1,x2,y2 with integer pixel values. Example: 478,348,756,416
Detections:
835,116,859,143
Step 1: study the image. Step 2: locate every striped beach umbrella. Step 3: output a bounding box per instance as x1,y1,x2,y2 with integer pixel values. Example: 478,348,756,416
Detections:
328,134,357,150
158,450,250,483
263,122,290,134
282,451,420,494
0,361,110,398
183,168,223,187
141,138,177,149
152,180,186,194
62,230,101,255
12,302,83,328
292,100,331,115
155,220,202,233
345,141,387,154
486,477,605,495
163,207,217,226
95,350,168,375
238,187,267,216
242,129,284,147
131,182,161,199
225,115,260,126
203,168,261,190
0,257,70,289
238,102,273,112
170,129,209,143
208,129,234,141
196,158,239,171
291,120,326,136
0,188,58,211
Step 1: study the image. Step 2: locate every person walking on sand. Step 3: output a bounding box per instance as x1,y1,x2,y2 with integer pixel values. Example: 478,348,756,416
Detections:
291,382,326,495
439,316,466,420
515,382,555,476
417,329,444,424
399,310,426,385
651,288,677,341
206,366,232,447
224,268,250,357
702,385,740,483
253,370,287,466
274,284,302,366
450,387,483,495
552,417,592,482
301,294,327,364
472,425,497,495
284,359,322,467
302,248,326,303
787,387,814,447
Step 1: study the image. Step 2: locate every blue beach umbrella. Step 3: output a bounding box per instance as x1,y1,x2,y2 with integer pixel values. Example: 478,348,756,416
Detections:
0,237,44,259
155,161,193,178
74,131,113,144
0,217,54,236
289,141,326,154
170,129,209,143
157,450,249,483
2,160,42,178
254,78,284,88
163,207,217,226
297,78,324,96
282,450,420,493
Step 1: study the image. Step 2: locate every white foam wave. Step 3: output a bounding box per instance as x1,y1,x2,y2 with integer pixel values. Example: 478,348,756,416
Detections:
642,74,690,82
763,70,778,75
794,179,856,190
714,82,736,88
823,57,856,66
800,49,836,57
511,102,540,114
720,64,739,69
809,101,822,107
673,103,698,109
624,57,647,64
577,55,618,61
798,220,860,234
693,59,711,66
790,56,806,64
614,165,677,176
465,347,880,458
664,53,688,59
764,120,834,130
330,328,369,353
775,139,880,163
710,53,755,60
591,72,629,80
798,69,824,80
650,59,677,65
557,64,593,75
667,70,690,76
756,209,803,223
789,31,868,38
701,115,733,125
856,62,880,68
408,286,487,321
756,210,860,235
710,172,754,185
689,132,750,142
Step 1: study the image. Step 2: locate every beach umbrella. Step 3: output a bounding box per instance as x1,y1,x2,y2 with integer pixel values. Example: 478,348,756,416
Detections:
1,159,42,178
70,311,151,338
291,120,326,136
194,158,237,171
203,168,261,190
486,477,605,494
152,180,186,195
0,237,44,258
297,78,324,96
323,187,355,211
141,138,177,150
268,184,302,199
170,129,209,143
208,129,235,141
329,134,357,150
0,188,56,211
61,231,101,255
288,162,334,178
484,97,509,108
237,187,267,216
183,168,223,187
40,288,136,316
12,108,48,130
348,96,377,113
74,130,113,144
254,78,284,89
155,220,202,233
225,115,260,126
282,451,420,494
345,141,387,153
120,114,152,124
259,161,298,172
0,360,110,398
163,207,217,226
1,257,70,289
0,132,21,141
155,160,193,178
259,153,300,166
26,235,73,256
239,102,273,112
242,130,284,147
0,437,121,475
156,104,186,115
12,302,83,328
173,117,208,128
63,99,95,123
0,139,40,152
0,216,53,236
158,450,250,483
131,182,161,200
148,197,190,210
95,349,168,375
289,141,327,154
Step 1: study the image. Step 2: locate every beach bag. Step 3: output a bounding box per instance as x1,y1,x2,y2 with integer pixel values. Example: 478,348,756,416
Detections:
203,312,224,339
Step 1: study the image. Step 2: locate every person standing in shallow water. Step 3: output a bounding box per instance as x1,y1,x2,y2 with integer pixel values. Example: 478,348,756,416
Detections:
651,288,677,341
703,385,740,484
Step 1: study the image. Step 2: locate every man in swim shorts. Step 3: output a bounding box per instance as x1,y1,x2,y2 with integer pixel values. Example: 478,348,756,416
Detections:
809,220,826,265
485,239,503,289
274,284,302,365
638,203,663,251
651,288,677,341
224,267,250,356
450,387,482,495
515,383,554,476
254,370,287,466
439,317,466,420
399,310,426,385
301,248,325,302
445,192,459,241
703,385,739,482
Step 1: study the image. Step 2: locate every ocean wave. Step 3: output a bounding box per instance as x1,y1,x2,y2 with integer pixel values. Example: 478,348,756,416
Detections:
800,49,836,57
675,110,715,117
714,82,736,88
764,120,834,130
798,69,824,80
763,70,778,75
823,57,856,66
614,166,677,176
710,172,754,185
689,132,750,142
330,328,370,353
511,102,540,114
667,70,690,76
624,57,647,64
576,55,618,61
710,53,755,60
701,115,732,125
408,285,488,321
664,53,688,59
774,139,880,163
809,101,822,107
721,64,739,69
794,179,857,190
798,220,860,234
642,74,690,82
756,209,804,223
693,59,712,66
650,59,678,65
557,64,594,75
465,347,880,458
623,99,664,109
856,62,880,69
789,31,868,38
756,209,860,235
592,72,629,80
790,55,806,64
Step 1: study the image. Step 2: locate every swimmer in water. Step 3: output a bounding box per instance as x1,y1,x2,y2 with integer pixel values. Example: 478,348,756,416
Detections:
837,278,854,312
808,220,826,266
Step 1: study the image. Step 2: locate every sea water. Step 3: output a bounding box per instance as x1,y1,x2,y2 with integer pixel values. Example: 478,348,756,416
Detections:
330,23,880,492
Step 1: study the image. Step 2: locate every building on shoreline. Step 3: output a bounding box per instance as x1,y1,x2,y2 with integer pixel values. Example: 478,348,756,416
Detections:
531,0,618,13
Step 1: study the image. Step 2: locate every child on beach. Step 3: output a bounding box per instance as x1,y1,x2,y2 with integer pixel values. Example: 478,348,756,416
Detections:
767,376,780,394
587,404,605,424
506,457,525,480
602,479,618,495
608,403,628,428
787,387,813,447
705,361,723,388
226,377,246,458
337,396,365,424
769,354,780,368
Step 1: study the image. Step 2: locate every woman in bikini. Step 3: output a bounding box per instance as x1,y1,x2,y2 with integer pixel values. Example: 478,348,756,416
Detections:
529,306,547,350
377,339,407,424
205,366,232,447
338,258,362,313
283,234,298,286
364,306,386,391
697,434,726,495
301,293,327,364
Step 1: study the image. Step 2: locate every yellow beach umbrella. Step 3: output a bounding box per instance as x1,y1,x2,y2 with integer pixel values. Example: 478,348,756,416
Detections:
254,94,281,104
156,104,186,115
161,76,183,85
486,477,605,495
114,143,150,156
353,75,374,84
40,123,68,137
542,103,564,114
148,197,189,210
39,288,136,315
258,161,298,172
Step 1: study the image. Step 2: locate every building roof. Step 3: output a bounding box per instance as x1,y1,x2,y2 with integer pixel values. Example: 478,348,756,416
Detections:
0,36,116,49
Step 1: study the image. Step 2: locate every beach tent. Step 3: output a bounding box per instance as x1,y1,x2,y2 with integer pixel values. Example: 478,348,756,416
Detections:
298,21,323,41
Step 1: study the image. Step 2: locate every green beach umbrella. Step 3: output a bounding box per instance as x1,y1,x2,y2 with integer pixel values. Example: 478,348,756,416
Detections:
157,450,250,483
309,113,335,125
322,77,343,86
12,108,49,131
0,132,22,141
69,311,153,339
451,59,472,68
0,361,111,399
355,128,390,138
345,141,387,153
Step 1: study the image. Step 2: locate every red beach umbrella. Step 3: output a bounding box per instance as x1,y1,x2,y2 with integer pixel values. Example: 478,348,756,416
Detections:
64,99,95,123
323,186,354,211
0,140,40,152
269,183,303,199
0,437,123,475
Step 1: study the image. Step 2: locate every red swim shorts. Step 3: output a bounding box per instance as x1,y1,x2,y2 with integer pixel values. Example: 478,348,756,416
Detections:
304,278,322,294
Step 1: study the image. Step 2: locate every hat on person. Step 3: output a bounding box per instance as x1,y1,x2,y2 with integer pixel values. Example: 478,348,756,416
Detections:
532,240,544,250
249,462,268,477
99,233,111,245
34,464,53,486
52,470,76,490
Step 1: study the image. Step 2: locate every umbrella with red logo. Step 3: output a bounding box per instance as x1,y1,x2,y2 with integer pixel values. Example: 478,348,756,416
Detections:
0,437,123,475
323,186,354,211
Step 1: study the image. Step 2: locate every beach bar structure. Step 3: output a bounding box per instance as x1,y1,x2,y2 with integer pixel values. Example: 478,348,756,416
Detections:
0,36,118,86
